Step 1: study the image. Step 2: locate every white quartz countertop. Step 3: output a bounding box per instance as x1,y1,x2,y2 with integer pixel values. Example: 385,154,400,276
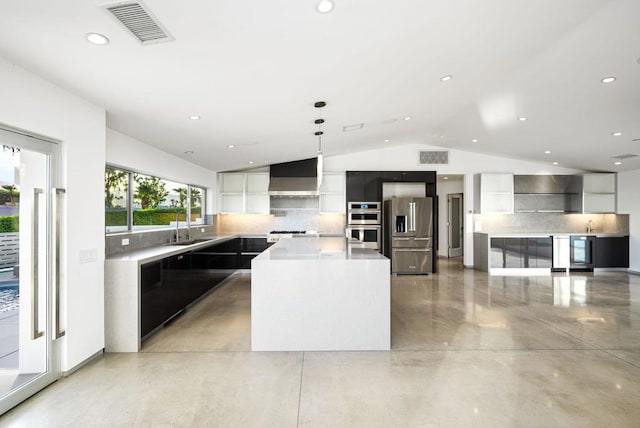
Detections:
254,237,388,261
106,234,239,264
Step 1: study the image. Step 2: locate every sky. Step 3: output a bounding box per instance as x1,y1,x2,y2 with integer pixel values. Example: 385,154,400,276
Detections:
0,148,19,186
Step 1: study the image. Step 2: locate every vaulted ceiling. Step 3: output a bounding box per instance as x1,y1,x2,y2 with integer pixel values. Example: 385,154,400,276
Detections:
0,0,638,172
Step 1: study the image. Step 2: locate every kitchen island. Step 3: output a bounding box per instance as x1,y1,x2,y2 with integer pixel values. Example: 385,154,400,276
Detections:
251,237,390,351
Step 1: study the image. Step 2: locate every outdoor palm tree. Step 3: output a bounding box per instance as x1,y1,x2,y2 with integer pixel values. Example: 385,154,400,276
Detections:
1,184,17,205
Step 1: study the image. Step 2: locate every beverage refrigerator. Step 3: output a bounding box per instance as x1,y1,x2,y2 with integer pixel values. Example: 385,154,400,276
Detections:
383,196,433,274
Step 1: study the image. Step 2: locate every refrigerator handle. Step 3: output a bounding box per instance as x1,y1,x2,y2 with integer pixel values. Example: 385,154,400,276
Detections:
410,202,416,232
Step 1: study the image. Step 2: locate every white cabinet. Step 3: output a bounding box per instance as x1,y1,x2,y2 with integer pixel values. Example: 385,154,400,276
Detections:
474,173,514,214
218,172,270,214
319,172,345,213
583,173,616,213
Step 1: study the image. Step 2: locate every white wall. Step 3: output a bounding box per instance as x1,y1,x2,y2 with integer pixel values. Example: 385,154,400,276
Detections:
0,57,106,372
617,170,640,272
436,178,464,257
106,128,217,215
325,144,581,266
325,144,580,175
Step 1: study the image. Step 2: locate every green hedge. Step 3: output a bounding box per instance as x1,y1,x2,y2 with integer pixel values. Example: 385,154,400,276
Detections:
106,207,202,227
0,216,19,233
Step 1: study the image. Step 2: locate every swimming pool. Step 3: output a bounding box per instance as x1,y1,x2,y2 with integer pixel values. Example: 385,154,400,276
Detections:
0,282,19,312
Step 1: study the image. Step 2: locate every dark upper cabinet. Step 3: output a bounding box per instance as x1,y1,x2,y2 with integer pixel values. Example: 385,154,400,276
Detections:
346,171,366,202
348,170,437,203
364,172,382,202
382,171,436,184
595,236,629,268
346,171,382,202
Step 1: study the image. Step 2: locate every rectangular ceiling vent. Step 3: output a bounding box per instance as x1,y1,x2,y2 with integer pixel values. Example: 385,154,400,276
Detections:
419,150,449,165
104,1,174,45
342,123,364,132
612,153,638,160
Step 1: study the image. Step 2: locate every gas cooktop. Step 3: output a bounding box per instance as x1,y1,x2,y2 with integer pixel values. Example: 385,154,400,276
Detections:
267,230,318,242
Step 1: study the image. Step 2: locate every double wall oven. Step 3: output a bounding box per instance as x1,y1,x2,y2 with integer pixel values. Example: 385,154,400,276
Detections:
346,201,381,250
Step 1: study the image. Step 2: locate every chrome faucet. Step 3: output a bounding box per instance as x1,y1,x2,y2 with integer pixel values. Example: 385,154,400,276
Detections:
175,210,182,243
587,220,594,234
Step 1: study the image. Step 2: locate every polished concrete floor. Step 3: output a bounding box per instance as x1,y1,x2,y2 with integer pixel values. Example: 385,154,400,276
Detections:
1,259,639,427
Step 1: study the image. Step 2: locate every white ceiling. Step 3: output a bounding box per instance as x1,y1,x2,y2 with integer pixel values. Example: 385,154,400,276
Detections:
1,0,639,173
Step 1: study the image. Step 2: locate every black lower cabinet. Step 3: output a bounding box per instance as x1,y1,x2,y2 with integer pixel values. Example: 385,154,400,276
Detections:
140,243,234,339
140,260,167,338
239,237,273,268
140,237,274,339
191,238,240,269
595,236,629,268
490,237,552,269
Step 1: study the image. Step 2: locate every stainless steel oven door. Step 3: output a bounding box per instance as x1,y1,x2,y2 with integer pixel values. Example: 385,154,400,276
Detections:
346,225,381,250
347,210,381,225
347,202,382,225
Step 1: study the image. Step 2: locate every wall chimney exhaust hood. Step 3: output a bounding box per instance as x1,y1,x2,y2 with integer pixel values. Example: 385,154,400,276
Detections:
268,158,319,196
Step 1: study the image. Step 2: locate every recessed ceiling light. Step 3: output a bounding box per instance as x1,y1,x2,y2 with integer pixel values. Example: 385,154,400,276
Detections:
184,150,194,155
403,116,412,121
601,76,616,83
471,138,478,143
545,150,551,154
552,161,559,165
611,132,622,136
443,177,449,180
248,161,254,164
518,117,527,121
440,75,452,82
614,161,622,165
227,144,236,149
86,33,109,45
316,0,334,13
384,139,390,143
189,115,201,120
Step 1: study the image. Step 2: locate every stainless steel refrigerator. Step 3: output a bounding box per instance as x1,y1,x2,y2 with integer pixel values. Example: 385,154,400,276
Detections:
384,197,433,274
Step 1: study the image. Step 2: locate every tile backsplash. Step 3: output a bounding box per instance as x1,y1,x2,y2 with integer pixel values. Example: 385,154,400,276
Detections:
215,213,345,235
474,213,629,234
105,213,345,257
105,224,217,256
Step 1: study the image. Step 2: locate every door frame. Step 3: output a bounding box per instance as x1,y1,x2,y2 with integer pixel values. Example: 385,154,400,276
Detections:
0,125,62,414
447,193,464,258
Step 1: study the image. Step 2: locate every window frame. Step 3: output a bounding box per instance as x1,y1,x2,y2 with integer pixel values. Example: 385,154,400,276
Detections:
105,165,207,235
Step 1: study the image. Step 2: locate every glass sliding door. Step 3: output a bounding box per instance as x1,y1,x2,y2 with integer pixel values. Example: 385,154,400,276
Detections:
0,126,61,414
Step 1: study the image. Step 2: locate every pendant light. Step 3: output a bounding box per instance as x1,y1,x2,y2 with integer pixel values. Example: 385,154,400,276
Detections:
314,101,326,192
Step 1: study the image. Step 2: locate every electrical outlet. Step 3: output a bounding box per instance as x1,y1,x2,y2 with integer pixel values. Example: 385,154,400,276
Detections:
122,238,130,246
201,228,205,233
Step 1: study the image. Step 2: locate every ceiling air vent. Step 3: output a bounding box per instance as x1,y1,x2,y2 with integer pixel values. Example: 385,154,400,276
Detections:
419,150,449,165
612,154,638,160
104,1,174,45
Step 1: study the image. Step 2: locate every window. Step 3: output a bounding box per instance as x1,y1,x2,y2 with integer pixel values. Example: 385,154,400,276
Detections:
105,166,207,234
105,167,129,233
190,186,204,225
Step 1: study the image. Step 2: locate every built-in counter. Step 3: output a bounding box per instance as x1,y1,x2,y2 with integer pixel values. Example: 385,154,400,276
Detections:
474,232,629,275
105,234,251,352
251,237,390,351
